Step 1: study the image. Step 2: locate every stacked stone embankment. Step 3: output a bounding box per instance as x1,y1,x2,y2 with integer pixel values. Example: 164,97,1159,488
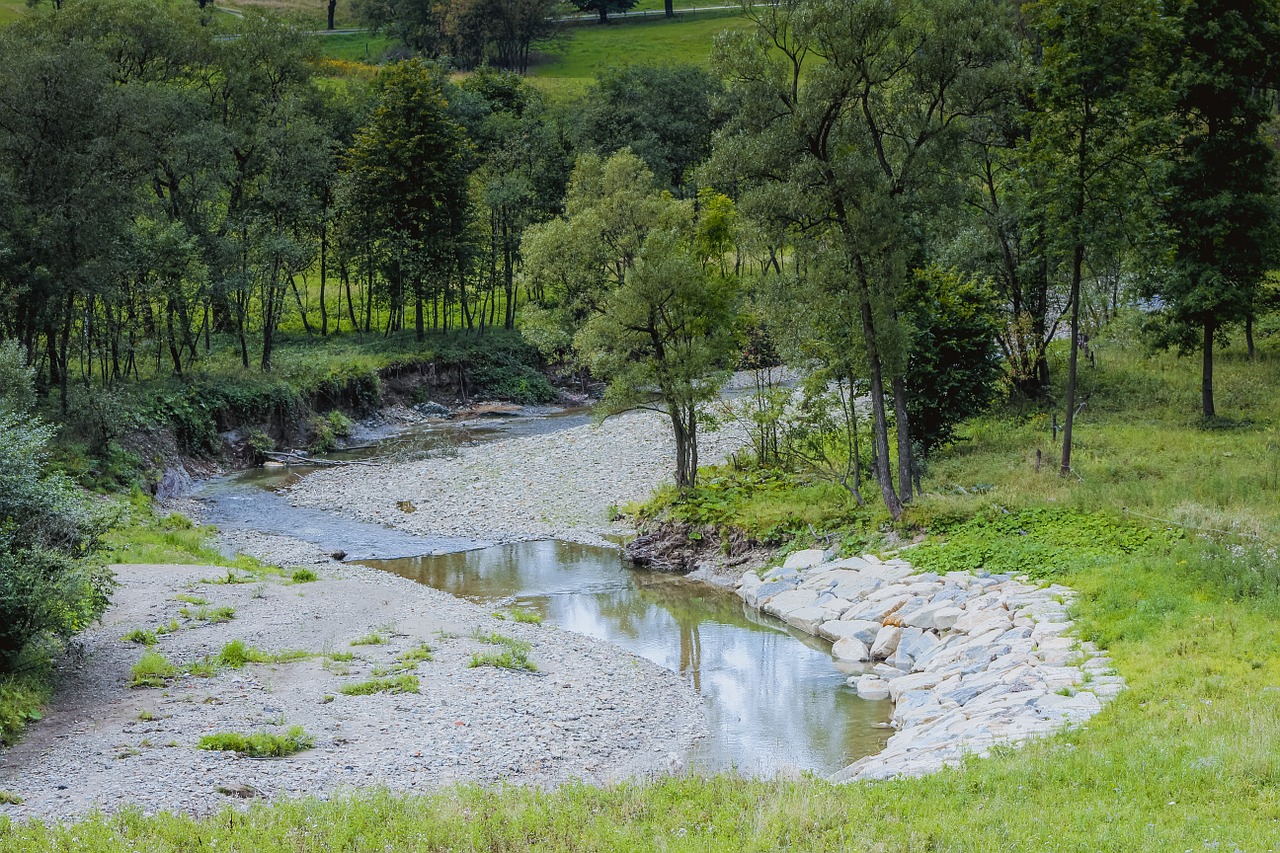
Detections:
737,549,1124,781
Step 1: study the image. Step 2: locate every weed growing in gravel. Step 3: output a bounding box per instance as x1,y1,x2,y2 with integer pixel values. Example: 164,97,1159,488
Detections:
397,643,433,664
129,651,178,688
0,789,22,805
339,674,419,695
291,568,318,583
325,650,354,662
155,619,180,635
216,640,309,669
174,594,208,606
510,609,543,625
469,633,537,672
121,628,157,646
197,726,314,758
350,632,387,646
179,605,235,624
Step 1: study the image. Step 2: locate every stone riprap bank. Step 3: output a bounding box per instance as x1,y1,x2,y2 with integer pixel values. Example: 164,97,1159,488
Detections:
737,551,1124,781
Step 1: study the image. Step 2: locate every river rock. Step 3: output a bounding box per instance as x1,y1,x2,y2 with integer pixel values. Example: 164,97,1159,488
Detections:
818,619,881,646
903,603,965,632
761,589,819,619
853,675,891,700
782,549,832,570
783,606,829,636
869,625,902,660
831,637,871,663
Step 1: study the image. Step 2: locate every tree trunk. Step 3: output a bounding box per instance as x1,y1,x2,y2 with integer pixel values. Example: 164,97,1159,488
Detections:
1059,242,1084,477
327,0,337,29
598,6,608,23
1202,317,1215,419
1246,314,1255,360
664,0,673,16
891,373,913,504
854,256,903,519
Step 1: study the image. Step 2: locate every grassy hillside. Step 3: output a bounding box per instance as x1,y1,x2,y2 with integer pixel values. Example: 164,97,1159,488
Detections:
526,12,746,96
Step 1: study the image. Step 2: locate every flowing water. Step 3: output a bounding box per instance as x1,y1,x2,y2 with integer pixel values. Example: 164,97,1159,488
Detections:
196,409,892,777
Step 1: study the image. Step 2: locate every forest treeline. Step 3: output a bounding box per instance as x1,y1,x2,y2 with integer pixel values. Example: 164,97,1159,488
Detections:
1,0,1279,516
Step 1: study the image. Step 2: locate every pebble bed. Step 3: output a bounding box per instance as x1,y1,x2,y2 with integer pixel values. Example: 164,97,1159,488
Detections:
0,561,706,822
737,550,1124,781
285,410,748,549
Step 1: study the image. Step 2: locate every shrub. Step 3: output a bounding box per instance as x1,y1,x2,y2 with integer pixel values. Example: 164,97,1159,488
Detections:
0,356,114,672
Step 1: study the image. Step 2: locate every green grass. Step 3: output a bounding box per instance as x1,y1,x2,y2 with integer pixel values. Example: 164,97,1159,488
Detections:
508,608,544,625
196,725,314,758
468,632,537,672
214,640,310,669
120,628,158,647
350,631,388,646
526,13,748,97
0,0,26,25
314,32,393,63
290,568,318,583
397,643,434,664
0,671,49,748
178,605,236,624
102,495,244,567
339,674,420,696
128,651,179,689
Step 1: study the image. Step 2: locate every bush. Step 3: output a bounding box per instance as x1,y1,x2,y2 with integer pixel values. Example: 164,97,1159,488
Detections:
0,356,114,672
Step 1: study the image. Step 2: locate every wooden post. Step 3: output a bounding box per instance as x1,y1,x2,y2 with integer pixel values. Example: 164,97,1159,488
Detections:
1052,413,1059,441
1035,449,1042,472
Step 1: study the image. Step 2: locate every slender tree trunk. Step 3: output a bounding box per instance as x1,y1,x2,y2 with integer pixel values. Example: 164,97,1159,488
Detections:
1245,314,1255,360
327,0,337,29
319,224,329,336
598,6,608,23
1060,242,1084,477
891,373,914,503
1202,317,1215,419
664,0,673,16
854,255,903,519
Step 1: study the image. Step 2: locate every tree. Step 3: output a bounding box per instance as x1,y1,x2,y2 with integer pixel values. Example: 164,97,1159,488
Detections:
523,150,736,488
575,63,725,193
710,0,1013,519
1025,0,1168,475
342,59,473,341
578,229,737,489
1146,0,1280,418
566,0,636,24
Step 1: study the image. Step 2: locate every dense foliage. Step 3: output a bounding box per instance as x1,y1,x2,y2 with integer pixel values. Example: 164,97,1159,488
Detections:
0,344,112,674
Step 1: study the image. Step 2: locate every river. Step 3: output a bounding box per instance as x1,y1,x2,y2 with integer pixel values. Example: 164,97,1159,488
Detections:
195,408,892,777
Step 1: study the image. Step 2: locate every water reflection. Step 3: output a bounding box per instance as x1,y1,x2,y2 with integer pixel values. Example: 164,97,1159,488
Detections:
362,540,892,776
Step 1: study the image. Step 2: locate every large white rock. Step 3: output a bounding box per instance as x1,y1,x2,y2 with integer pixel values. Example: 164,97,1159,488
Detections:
820,618,882,646
761,588,818,618
783,605,829,635
783,548,830,570
832,636,871,662
902,603,965,632
853,674,891,700
870,625,903,660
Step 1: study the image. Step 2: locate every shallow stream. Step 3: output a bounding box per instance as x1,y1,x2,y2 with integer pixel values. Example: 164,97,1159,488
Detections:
195,409,892,776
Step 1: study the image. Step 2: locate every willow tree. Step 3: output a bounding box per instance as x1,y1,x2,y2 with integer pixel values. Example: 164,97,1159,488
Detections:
709,0,1012,518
